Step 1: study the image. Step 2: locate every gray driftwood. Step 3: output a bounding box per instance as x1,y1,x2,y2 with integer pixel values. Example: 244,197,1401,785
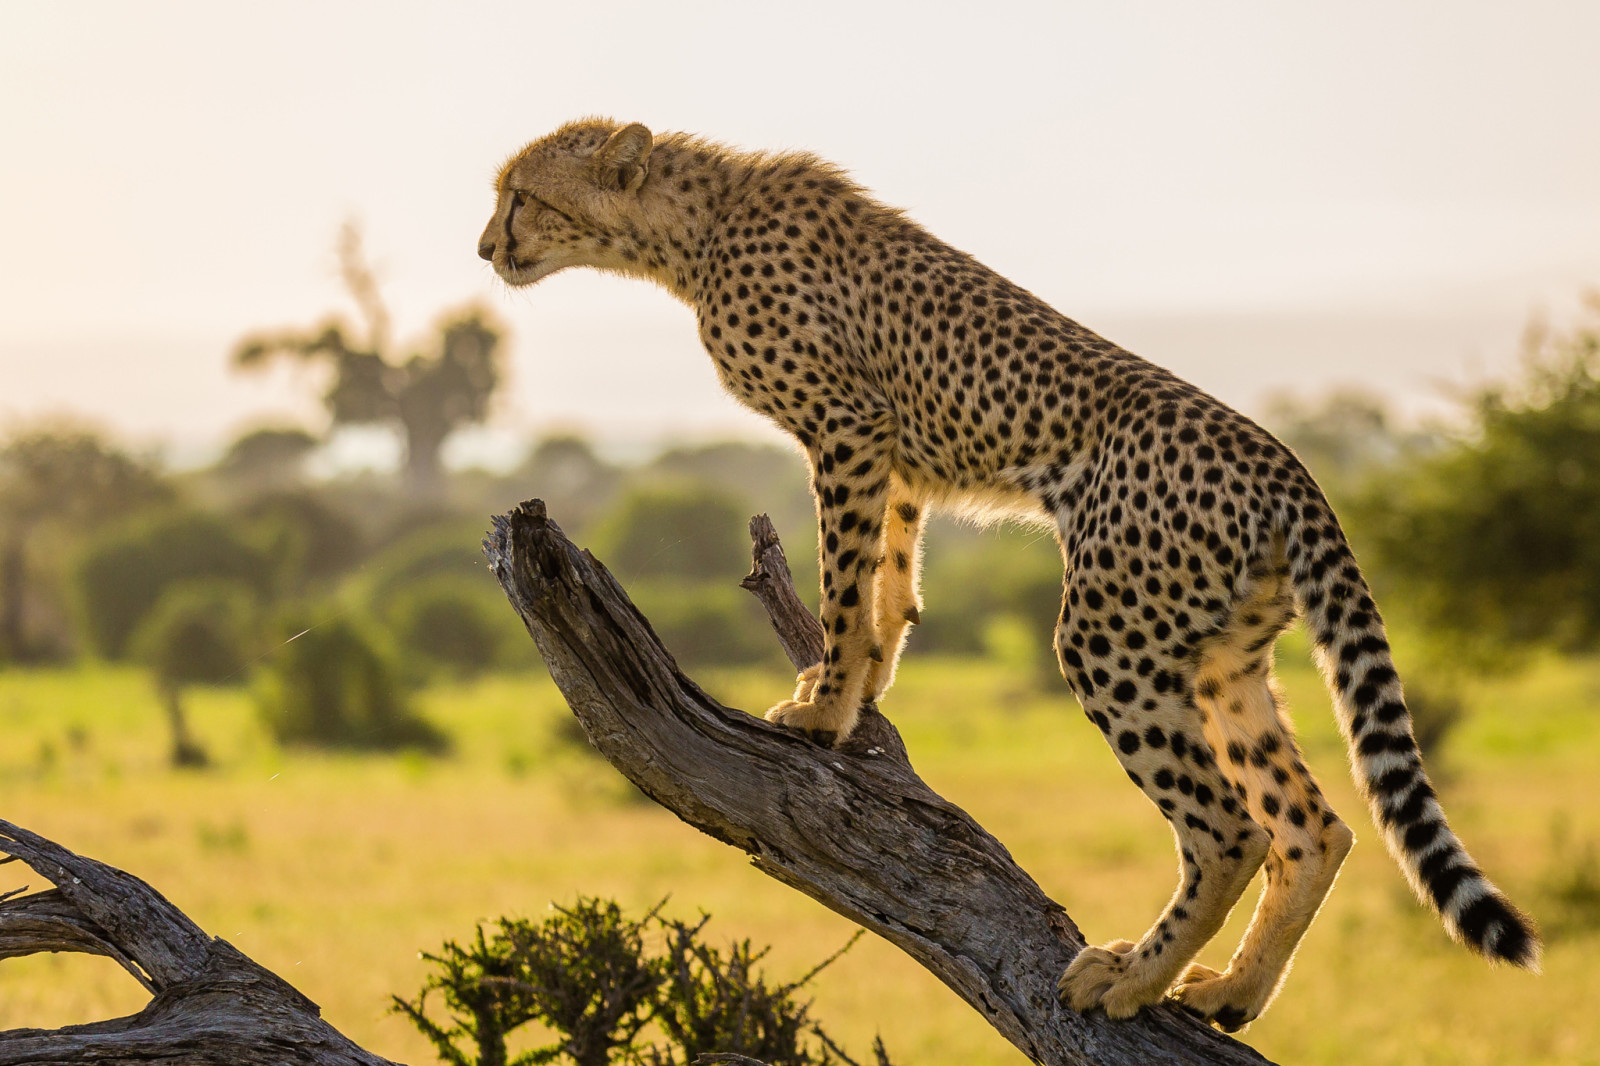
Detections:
0,820,398,1065
482,499,1274,1066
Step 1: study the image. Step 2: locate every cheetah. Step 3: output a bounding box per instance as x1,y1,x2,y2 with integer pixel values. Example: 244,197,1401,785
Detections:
478,119,1540,1030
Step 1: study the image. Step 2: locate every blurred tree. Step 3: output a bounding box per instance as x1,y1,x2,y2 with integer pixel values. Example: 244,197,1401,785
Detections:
74,509,275,660
361,520,496,611
129,580,256,768
626,578,786,670
576,483,801,669
255,608,445,752
516,433,623,531
0,427,171,662
384,575,526,680
588,485,750,582
646,440,813,532
232,224,506,495
1359,294,1600,659
914,524,1065,689
231,489,368,592
215,426,320,493
1260,388,1437,502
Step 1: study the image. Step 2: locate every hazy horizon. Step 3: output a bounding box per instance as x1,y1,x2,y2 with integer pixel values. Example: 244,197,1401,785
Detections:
4,2,1598,460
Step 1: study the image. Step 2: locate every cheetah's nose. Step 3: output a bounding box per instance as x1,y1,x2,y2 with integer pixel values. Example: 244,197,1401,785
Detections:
477,238,496,262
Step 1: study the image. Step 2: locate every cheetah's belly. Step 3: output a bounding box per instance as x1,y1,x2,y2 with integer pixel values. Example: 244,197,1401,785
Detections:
892,455,1074,529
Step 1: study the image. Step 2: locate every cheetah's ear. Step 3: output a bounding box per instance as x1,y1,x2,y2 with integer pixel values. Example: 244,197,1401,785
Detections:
591,123,653,193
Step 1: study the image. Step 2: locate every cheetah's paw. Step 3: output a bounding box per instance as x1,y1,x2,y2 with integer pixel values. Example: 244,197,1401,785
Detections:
1169,962,1264,1033
765,696,858,743
1058,939,1144,1016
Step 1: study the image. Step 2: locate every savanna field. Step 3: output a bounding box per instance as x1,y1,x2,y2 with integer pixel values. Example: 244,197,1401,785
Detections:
4,632,1598,1066
9,8,1600,1065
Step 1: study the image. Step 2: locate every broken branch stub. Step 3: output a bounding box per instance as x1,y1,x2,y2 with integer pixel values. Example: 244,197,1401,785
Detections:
739,513,907,761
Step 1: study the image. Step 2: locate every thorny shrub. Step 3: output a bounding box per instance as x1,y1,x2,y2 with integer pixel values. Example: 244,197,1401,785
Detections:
393,898,892,1066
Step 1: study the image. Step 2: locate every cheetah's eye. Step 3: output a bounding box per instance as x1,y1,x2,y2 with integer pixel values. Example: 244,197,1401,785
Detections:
519,192,579,227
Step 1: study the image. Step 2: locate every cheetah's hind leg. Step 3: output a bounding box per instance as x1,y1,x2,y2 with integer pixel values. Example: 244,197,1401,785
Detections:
1054,623,1270,1017
1171,570,1354,1030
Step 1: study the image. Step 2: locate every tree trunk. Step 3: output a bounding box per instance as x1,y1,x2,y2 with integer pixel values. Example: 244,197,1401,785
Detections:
0,528,29,662
159,682,209,768
398,407,448,497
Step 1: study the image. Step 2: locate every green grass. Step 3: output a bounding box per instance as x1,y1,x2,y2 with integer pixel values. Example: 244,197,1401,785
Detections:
2,645,1599,1065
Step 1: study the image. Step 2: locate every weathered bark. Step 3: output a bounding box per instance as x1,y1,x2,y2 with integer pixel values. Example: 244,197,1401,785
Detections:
0,821,399,1065
482,500,1274,1066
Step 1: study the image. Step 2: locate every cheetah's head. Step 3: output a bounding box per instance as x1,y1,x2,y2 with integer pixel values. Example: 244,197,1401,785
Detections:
478,118,654,286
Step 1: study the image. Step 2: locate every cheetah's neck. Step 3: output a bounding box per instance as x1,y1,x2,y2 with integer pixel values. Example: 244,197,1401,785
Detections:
626,135,873,305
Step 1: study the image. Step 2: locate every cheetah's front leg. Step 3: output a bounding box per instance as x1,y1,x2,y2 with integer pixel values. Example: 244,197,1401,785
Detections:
766,431,891,744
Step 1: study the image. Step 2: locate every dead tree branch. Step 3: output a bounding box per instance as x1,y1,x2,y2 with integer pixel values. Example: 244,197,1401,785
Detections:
0,820,399,1064
482,500,1274,1066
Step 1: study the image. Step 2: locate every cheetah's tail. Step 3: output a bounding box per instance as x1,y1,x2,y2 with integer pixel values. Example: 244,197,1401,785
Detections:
1285,504,1541,971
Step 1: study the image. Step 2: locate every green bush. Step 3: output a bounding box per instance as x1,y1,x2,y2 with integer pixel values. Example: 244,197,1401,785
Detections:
385,575,529,679
588,485,750,582
255,609,446,752
393,898,890,1066
628,578,785,670
363,521,500,613
646,918,875,1066
233,489,368,591
129,579,257,688
74,509,274,659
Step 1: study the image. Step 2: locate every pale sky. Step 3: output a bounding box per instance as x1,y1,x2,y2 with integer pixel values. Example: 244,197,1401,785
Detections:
3,1,1598,463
